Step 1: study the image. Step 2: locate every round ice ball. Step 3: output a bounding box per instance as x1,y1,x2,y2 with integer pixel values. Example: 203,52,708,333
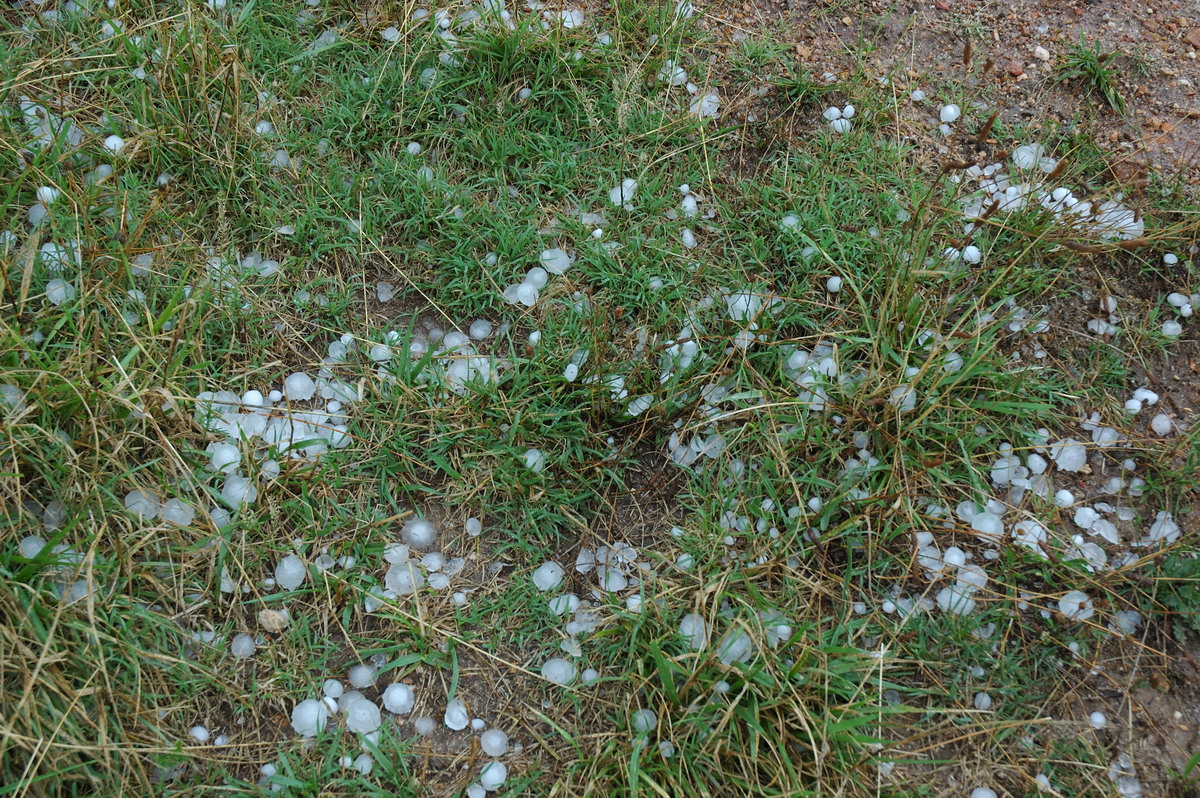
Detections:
939,103,961,123
541,657,576,685
480,728,509,757
401,517,438,549
382,683,415,714
479,760,507,791
275,555,306,590
291,698,329,738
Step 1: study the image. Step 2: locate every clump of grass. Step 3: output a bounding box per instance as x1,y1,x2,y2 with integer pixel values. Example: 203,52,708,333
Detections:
1058,34,1127,115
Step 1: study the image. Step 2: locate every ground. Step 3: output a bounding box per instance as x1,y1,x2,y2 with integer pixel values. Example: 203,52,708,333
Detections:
1,1,1199,797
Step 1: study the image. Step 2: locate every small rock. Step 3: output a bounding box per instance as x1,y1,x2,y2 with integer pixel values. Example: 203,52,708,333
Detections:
1006,60,1024,76
1033,46,1050,61
1187,29,1200,49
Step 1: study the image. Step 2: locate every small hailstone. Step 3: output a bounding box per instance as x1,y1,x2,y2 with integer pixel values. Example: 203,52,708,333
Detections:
679,613,708,649
581,668,600,685
444,699,469,730
939,104,961,123
469,319,492,340
465,517,482,536
36,186,61,205
480,728,509,756
1162,320,1183,337
413,716,436,736
631,709,657,734
283,372,317,401
822,106,842,121
401,517,438,549
829,118,852,134
974,692,992,710
523,448,547,473
541,657,576,685
353,754,372,775
969,789,997,798
103,134,126,153
1058,590,1094,621
230,633,257,658
780,213,800,229
961,245,981,264
45,278,75,306
275,555,306,590
532,561,566,591
1090,711,1107,729
609,178,638,207
1164,253,1179,265
322,679,344,699
910,89,925,101
825,276,842,293
348,664,376,689
189,725,210,743
563,363,579,381
1150,413,1173,435
479,760,507,791
213,734,228,746
842,104,855,118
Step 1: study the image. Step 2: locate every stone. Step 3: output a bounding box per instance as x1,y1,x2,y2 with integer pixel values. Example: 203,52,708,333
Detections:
1033,46,1050,61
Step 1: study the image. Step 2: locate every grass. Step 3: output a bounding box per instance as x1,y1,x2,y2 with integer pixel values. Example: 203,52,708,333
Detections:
1058,34,1128,115
1,2,1198,796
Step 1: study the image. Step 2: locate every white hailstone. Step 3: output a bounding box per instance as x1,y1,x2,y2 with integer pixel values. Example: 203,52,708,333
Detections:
221,473,258,508
558,8,583,27
681,228,698,248
161,499,195,526
444,699,469,730
18,535,46,559
523,448,547,473
353,754,373,775
541,657,576,685
679,613,708,649
511,282,539,306
283,372,316,401
1150,413,1173,435
780,213,800,229
401,517,438,549
465,517,482,537
469,319,493,340
581,668,600,685
532,561,565,591
822,106,842,121
348,664,376,689
126,489,161,519
888,385,917,412
274,555,307,590
631,709,657,734
910,89,926,101
1167,292,1190,308
939,104,961,123
829,118,852,134
609,178,638,207
1012,143,1045,170
1162,320,1183,336
1073,507,1099,530
969,790,997,798
1058,590,1094,621
342,693,382,733
961,245,982,264
717,630,753,665
230,633,257,658
1049,438,1087,472
466,785,486,798
563,363,579,382
1125,398,1143,414
413,716,436,736
471,718,486,732
657,60,688,86
36,186,61,205
1164,253,1179,265
973,692,992,710
322,679,344,699
943,546,967,568
45,278,75,306
1090,711,1107,729
291,699,329,737
525,266,549,289
480,728,509,756
626,394,653,416
540,248,573,275
190,725,210,743
103,134,125,153
479,760,507,792
209,442,240,473
842,104,855,119
689,92,720,118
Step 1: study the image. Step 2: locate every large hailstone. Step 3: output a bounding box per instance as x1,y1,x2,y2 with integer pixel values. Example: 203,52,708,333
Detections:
291,699,329,737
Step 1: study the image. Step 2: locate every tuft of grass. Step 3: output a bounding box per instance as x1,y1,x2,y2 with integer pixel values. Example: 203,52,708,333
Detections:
1058,34,1127,115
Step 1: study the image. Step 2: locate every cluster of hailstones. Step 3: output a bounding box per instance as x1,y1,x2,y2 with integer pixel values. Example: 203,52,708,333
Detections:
282,517,512,795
